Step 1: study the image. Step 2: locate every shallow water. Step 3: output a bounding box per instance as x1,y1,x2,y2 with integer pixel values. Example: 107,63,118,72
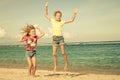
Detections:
0,43,120,72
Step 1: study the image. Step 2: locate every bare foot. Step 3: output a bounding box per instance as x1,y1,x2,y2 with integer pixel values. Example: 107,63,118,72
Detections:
27,73,31,77
64,64,68,71
32,75,39,77
53,66,57,72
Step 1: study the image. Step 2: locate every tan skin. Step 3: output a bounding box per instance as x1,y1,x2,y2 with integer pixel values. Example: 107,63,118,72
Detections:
44,2,78,71
20,27,44,76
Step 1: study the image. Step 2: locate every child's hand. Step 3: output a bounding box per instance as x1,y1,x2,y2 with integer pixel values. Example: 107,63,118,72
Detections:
35,26,40,30
74,8,79,15
45,2,48,8
34,25,40,30
23,32,27,36
20,31,27,36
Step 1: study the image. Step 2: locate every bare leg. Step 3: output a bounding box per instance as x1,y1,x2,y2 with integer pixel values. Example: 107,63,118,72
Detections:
27,57,33,75
60,45,69,70
31,56,37,76
52,45,58,71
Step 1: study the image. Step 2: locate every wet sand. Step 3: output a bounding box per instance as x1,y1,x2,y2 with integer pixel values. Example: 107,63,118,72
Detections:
0,68,120,80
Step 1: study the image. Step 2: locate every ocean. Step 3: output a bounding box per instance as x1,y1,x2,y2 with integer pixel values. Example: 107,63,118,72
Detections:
0,42,120,73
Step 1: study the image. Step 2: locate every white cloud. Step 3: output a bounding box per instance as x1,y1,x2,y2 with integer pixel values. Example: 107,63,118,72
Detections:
11,34,21,39
44,27,52,38
0,27,6,38
47,27,52,34
63,32,76,39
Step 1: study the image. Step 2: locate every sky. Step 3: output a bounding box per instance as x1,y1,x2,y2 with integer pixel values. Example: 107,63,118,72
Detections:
0,0,120,45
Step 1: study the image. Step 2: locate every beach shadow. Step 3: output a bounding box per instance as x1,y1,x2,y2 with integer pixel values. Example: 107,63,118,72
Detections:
44,73,87,78
68,73,86,77
26,75,40,78
34,75,40,77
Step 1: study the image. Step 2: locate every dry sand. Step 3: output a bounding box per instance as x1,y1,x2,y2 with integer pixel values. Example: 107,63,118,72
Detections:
0,68,120,80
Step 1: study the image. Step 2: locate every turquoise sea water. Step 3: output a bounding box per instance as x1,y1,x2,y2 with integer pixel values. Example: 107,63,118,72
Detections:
0,42,120,73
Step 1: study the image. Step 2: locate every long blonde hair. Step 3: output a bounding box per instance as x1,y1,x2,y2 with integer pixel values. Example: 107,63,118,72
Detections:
21,24,35,36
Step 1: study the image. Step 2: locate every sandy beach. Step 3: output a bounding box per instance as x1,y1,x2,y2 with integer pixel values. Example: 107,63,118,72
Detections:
0,68,120,80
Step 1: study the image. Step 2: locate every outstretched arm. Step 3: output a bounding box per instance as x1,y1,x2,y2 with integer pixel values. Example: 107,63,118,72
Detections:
36,27,45,38
44,2,51,21
65,9,79,24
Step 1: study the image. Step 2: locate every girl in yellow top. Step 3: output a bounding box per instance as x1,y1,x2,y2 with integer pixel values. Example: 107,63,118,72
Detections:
44,2,78,71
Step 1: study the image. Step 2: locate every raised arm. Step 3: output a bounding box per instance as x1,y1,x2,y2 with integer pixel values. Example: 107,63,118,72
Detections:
35,27,45,38
44,2,51,21
19,36,24,42
19,33,27,42
65,9,79,24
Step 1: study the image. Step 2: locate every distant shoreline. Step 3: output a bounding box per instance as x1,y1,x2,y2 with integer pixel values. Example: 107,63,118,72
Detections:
0,40,120,46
